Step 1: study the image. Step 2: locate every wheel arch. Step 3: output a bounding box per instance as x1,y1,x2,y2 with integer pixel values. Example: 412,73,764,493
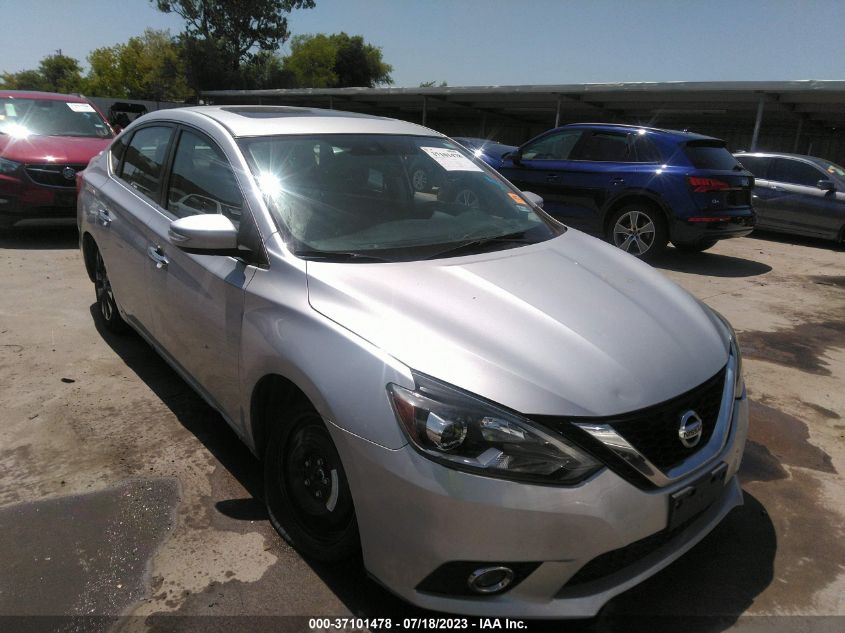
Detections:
81,231,98,283
249,373,316,460
601,192,672,236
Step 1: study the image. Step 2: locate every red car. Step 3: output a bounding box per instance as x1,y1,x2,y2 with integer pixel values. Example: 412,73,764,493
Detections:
0,90,114,229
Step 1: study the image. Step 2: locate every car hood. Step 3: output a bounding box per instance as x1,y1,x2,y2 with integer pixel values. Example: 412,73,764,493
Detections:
0,134,110,165
306,230,729,417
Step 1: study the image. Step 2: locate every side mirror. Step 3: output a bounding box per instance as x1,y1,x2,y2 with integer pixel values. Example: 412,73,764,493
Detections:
508,149,523,165
817,179,835,192
169,214,238,252
522,190,544,208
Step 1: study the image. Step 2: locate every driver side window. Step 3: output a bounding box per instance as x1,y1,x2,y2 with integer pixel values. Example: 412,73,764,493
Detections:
521,130,583,160
166,129,244,226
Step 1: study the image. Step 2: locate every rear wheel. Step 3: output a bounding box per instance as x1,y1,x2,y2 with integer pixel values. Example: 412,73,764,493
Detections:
94,249,128,333
607,204,668,260
264,405,359,562
672,239,719,253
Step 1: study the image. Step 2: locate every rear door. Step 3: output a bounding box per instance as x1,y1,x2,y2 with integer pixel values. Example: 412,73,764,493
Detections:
96,125,175,334
143,126,258,425
763,157,841,237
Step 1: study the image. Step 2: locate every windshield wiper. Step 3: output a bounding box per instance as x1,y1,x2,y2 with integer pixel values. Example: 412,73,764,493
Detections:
293,248,393,263
424,231,535,260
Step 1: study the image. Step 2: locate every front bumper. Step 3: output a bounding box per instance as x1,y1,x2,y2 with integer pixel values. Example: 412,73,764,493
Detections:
330,393,748,618
0,175,77,228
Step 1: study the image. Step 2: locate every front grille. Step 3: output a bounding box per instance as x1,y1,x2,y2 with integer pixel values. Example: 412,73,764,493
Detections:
607,368,726,471
533,366,727,488
25,164,86,188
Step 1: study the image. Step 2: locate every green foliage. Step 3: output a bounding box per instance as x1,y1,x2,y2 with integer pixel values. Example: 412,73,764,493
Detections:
1,54,84,93
284,32,393,88
154,0,315,71
86,29,190,101
419,80,448,88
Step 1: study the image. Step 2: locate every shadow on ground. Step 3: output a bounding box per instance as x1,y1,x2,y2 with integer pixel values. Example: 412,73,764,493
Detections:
652,249,772,278
748,229,844,252
0,226,79,250
92,307,776,632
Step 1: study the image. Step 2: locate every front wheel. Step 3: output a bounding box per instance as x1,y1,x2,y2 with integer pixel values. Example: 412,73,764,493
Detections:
264,405,360,562
606,204,668,260
94,249,128,333
672,239,719,253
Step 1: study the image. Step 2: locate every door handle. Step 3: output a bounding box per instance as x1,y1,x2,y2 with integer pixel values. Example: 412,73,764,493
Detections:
147,245,169,270
545,173,560,182
96,208,112,227
611,177,625,186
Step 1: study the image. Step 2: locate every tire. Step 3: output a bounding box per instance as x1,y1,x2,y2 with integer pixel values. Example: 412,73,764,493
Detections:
453,187,481,209
606,203,668,260
672,239,719,253
93,248,129,333
411,166,430,192
264,404,360,562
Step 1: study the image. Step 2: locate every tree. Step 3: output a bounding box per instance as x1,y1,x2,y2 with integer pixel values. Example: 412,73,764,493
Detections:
284,32,393,88
419,80,447,88
0,69,49,91
153,0,315,71
86,29,190,101
0,54,84,93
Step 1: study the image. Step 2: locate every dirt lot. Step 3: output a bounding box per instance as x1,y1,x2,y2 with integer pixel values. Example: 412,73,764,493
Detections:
0,227,843,632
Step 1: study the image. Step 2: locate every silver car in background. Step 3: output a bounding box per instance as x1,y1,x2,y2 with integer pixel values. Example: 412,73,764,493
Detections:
77,106,748,618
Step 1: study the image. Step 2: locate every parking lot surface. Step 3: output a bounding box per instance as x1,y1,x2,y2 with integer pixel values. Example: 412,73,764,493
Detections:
0,227,843,632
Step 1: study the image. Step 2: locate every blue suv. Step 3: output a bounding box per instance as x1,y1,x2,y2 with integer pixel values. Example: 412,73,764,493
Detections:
485,123,756,258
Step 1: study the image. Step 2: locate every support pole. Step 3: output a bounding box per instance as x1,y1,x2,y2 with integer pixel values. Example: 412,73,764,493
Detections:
750,97,765,151
792,117,803,153
554,96,562,128
421,96,427,126
479,112,487,137
329,96,334,110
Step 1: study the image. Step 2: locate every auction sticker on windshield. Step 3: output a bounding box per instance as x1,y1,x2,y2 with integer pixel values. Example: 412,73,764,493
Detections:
421,147,483,172
66,102,96,113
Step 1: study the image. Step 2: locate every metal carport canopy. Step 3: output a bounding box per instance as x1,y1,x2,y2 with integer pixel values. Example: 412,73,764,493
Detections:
202,80,845,132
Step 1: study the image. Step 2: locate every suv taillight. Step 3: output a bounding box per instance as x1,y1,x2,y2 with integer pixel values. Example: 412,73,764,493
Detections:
688,177,731,192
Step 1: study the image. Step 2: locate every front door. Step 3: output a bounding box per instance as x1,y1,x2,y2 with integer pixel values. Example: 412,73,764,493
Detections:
144,127,257,426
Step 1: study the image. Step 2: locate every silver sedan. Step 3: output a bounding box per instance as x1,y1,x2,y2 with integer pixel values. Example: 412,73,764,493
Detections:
77,105,748,617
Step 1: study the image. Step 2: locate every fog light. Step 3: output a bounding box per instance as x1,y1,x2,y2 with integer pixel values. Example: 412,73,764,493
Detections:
467,566,514,594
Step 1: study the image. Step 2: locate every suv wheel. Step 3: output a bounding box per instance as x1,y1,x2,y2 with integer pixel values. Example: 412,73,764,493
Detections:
264,405,360,562
607,204,667,260
672,239,718,253
94,249,129,333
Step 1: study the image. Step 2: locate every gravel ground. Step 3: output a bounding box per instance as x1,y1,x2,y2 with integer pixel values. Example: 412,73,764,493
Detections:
0,227,842,632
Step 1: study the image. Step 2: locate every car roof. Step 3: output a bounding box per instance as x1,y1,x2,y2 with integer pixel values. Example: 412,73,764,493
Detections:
559,122,718,142
735,150,824,161
0,90,90,102
141,105,443,138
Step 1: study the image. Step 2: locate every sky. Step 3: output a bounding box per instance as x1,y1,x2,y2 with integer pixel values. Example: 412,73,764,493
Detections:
4,0,845,88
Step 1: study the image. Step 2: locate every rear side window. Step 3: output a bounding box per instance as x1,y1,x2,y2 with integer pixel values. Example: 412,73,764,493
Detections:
571,132,630,162
120,126,173,201
735,155,769,177
769,158,824,187
632,136,662,163
684,141,740,170
166,129,244,225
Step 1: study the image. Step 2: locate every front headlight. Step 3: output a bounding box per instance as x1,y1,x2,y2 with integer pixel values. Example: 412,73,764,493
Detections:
0,157,21,175
388,373,602,485
713,310,744,398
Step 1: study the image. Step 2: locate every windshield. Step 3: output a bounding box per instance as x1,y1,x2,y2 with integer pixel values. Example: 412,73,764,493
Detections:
0,98,113,139
816,159,845,178
239,134,563,261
